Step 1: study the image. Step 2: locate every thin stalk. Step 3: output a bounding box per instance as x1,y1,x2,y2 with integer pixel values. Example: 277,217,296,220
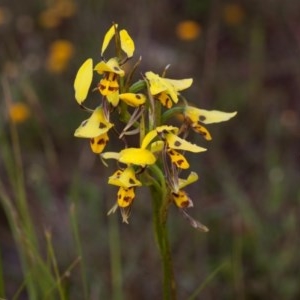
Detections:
45,230,66,300
149,165,176,299
69,203,89,300
108,212,123,300
187,262,227,300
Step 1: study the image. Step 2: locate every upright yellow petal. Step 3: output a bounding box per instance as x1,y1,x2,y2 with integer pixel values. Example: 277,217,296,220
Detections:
74,58,93,104
101,24,118,56
120,29,135,58
141,129,158,149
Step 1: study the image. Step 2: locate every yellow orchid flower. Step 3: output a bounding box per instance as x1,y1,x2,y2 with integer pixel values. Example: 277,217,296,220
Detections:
74,58,93,104
94,58,124,96
74,106,113,138
141,125,178,149
145,71,193,107
171,172,199,207
184,106,237,140
108,167,142,188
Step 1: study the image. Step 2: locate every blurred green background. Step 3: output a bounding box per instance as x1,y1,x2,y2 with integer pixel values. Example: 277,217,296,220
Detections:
1,0,300,299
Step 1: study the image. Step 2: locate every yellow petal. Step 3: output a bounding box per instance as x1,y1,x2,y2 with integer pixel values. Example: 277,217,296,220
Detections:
74,58,93,104
74,107,113,138
150,141,164,152
178,172,199,189
164,78,193,91
101,152,120,160
107,91,120,106
145,71,192,104
172,190,193,208
90,133,109,153
119,93,146,107
156,125,179,134
101,24,118,56
198,109,237,124
109,167,142,187
165,133,207,153
191,123,212,140
119,148,156,165
185,106,237,124
145,71,168,95
117,186,135,207
141,125,178,149
119,29,135,58
167,148,189,169
94,58,124,76
156,92,173,108
141,129,158,149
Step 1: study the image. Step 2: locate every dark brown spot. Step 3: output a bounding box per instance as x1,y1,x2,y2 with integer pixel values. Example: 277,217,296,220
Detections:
181,201,189,208
129,178,136,185
123,196,131,203
199,115,206,122
177,159,184,166
99,84,105,91
118,194,122,199
108,72,117,81
97,138,105,145
108,86,118,91
174,141,181,147
113,66,120,72
136,94,141,99
99,122,107,129
90,138,95,144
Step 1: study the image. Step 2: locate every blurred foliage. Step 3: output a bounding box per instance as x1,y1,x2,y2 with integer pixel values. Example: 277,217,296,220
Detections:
0,0,300,299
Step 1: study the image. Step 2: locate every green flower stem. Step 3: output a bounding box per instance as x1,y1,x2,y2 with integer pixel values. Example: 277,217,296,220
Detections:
149,165,177,300
161,106,185,124
128,80,147,93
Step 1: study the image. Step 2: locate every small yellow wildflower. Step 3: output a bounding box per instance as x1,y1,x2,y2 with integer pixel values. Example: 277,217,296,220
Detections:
145,71,193,108
176,20,202,41
46,40,74,73
9,103,30,124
